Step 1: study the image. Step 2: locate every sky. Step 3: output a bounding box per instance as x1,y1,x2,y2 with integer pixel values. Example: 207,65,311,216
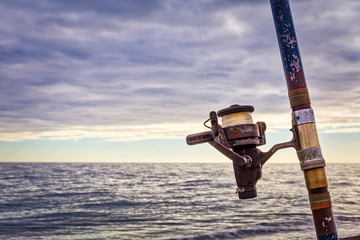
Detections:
0,0,359,163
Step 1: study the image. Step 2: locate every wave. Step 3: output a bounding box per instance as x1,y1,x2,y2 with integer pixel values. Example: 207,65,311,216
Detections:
0,163,359,240
172,227,302,240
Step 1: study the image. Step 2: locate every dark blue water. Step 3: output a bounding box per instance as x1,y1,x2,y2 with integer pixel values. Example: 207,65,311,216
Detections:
0,163,359,239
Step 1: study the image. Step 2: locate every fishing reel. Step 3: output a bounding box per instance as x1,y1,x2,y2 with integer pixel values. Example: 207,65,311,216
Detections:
186,105,296,199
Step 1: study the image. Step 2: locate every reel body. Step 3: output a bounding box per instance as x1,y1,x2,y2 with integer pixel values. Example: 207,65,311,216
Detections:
187,105,296,199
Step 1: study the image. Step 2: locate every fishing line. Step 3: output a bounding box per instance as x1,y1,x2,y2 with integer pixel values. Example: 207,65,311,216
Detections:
221,112,254,127
194,0,210,113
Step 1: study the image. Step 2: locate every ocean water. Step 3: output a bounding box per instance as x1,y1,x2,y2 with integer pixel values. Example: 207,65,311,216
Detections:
0,163,359,240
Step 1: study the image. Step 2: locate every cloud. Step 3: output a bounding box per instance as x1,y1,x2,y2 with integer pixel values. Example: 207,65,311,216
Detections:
0,0,359,142
0,122,205,142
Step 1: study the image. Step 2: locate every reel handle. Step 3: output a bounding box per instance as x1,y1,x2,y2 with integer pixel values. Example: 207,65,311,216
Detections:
186,131,214,145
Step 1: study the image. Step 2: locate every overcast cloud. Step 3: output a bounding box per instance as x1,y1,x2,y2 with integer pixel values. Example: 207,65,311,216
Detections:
0,0,359,141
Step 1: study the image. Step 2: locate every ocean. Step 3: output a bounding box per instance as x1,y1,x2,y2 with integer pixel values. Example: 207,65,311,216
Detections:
0,163,359,240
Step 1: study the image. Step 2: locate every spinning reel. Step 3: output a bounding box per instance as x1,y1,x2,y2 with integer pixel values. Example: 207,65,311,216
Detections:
186,105,296,199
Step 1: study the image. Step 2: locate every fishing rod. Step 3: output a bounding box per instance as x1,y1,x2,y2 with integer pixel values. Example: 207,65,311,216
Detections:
186,0,338,239
270,0,337,239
